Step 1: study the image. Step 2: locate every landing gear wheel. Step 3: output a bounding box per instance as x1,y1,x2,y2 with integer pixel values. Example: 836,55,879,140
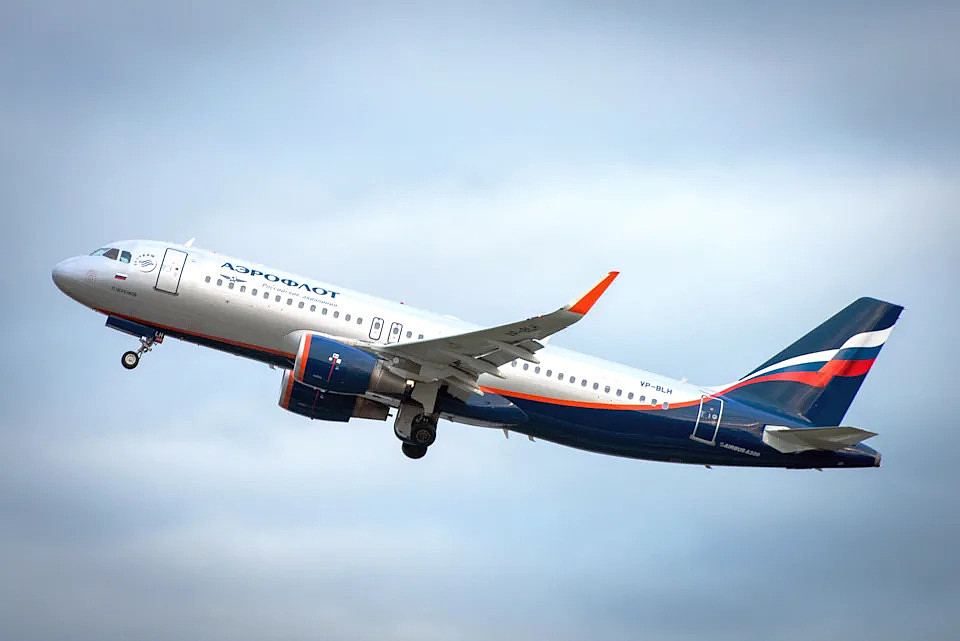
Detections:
402,443,428,459
121,351,140,370
411,420,437,447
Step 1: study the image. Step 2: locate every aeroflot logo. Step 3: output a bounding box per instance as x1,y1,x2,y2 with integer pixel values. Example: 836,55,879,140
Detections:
221,263,340,298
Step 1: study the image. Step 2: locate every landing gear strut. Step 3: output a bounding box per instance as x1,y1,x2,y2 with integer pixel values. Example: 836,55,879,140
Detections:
393,380,440,459
121,333,162,370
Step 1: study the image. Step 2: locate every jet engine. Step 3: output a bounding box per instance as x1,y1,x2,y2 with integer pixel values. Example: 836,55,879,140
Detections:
279,370,391,422
292,333,406,396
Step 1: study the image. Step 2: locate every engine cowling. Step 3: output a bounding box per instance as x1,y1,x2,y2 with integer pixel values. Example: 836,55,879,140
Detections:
279,370,391,422
292,333,406,397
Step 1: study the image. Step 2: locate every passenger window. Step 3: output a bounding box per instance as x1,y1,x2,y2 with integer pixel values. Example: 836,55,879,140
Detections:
240,285,246,293
628,392,634,400
639,396,645,402
103,248,119,260
228,282,234,289
535,366,541,374
593,382,599,390
406,331,412,338
663,402,669,409
119,251,131,263
298,301,304,309
345,314,351,321
217,279,223,286
286,298,292,305
581,379,588,387
616,389,622,396
333,311,339,318
604,386,611,393
205,276,211,283
310,305,316,312
570,377,576,384
275,295,281,302
392,326,399,335
652,399,658,406
546,370,552,377
252,288,257,296
418,334,424,339
357,317,363,324
322,308,328,315
523,363,529,371
263,292,269,299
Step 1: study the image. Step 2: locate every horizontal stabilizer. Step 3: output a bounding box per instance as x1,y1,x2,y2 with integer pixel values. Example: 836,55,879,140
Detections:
762,425,877,454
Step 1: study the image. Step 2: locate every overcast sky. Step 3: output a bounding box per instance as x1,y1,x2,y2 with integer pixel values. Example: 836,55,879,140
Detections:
2,2,959,640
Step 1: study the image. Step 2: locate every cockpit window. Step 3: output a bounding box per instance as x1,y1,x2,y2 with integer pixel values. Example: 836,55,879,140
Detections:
103,248,120,260
119,250,131,263
90,248,110,256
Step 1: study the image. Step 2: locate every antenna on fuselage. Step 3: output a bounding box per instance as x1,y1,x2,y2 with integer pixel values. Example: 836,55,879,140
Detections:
183,237,195,248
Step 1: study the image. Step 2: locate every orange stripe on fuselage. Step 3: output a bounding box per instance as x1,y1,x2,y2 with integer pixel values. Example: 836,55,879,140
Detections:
479,386,704,411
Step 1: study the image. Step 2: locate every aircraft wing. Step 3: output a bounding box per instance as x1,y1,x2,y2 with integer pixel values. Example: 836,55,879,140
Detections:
376,271,619,398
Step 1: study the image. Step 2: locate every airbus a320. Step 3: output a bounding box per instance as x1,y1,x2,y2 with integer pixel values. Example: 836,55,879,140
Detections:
52,240,901,467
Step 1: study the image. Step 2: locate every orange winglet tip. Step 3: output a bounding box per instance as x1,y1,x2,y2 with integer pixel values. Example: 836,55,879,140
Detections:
568,271,619,315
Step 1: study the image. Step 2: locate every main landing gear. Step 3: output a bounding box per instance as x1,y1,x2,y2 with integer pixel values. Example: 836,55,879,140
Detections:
121,333,163,370
394,391,439,460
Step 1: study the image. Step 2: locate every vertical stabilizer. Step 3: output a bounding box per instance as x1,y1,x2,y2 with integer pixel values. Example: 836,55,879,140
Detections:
721,297,902,425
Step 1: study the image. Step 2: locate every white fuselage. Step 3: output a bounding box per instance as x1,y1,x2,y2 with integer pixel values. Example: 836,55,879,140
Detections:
54,240,706,412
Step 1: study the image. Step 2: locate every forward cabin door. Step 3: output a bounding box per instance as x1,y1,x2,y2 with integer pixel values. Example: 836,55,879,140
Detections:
690,395,723,444
155,248,188,294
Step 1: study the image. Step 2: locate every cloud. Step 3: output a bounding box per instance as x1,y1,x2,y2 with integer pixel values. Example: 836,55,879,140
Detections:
2,2,958,640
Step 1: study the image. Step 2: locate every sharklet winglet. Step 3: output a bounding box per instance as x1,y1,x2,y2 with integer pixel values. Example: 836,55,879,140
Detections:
567,271,619,315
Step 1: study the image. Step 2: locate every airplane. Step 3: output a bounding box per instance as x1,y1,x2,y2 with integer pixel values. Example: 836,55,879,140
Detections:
52,239,901,468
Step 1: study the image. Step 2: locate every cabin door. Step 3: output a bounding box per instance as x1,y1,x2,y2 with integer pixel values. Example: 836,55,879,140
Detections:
155,248,188,294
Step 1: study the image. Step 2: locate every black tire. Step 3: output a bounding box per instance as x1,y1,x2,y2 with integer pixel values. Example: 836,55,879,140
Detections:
121,351,139,370
411,422,436,446
402,443,428,459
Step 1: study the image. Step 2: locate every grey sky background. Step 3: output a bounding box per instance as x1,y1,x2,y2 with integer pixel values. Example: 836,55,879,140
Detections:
2,2,959,640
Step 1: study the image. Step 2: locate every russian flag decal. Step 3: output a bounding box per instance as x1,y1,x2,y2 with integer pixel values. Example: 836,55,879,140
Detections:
114,274,128,281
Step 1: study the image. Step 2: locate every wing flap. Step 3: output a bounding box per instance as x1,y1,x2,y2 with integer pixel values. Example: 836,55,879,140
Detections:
762,425,877,454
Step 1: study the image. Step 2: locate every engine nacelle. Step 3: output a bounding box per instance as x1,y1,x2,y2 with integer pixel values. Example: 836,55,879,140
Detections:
279,370,391,422
292,333,406,397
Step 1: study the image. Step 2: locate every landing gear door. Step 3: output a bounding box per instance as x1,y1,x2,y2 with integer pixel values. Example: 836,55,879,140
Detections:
690,396,723,445
155,248,188,294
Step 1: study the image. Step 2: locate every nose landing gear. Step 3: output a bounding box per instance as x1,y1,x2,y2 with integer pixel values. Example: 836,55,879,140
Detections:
121,333,163,370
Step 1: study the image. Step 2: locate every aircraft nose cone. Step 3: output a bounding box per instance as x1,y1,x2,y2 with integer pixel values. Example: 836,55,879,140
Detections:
52,258,79,293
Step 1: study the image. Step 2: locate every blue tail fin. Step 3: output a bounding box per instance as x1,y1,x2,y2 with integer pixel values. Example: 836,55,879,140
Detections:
722,297,903,426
